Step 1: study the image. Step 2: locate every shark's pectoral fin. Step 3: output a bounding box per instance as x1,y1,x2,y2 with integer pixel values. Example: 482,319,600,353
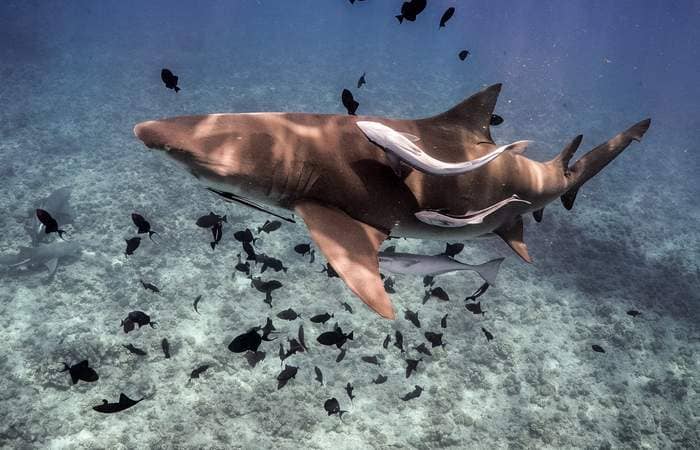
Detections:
294,200,395,319
494,216,532,263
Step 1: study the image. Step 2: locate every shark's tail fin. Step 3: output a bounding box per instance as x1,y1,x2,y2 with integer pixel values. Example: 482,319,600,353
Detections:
472,257,504,286
554,119,651,210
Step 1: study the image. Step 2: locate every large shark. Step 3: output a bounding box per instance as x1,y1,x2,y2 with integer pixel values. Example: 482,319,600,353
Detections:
133,84,650,319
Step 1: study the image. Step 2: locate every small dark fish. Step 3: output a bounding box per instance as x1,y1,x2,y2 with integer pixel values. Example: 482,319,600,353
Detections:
490,114,504,126
400,385,423,401
228,328,263,353
592,345,606,353
242,241,257,261
310,312,334,324
261,317,277,341
465,301,485,316
161,68,180,92
257,219,282,234
627,310,641,317
443,242,464,257
234,228,256,244
319,263,339,278
357,72,366,89
244,350,266,367
121,311,156,333
298,324,308,352
189,364,210,380
459,50,470,61
276,308,301,321
60,360,98,384
345,382,355,401
36,209,66,238
373,374,388,384
440,314,448,329
336,348,347,363
124,237,141,256
131,213,158,242
251,278,283,307
394,330,404,352
465,282,490,302
383,276,396,294
425,332,445,348
235,254,251,276
340,302,354,314
314,366,324,385
259,254,288,273
361,355,380,366
439,7,455,27
93,393,143,413
396,0,427,23
161,338,171,358
196,212,227,228
210,222,223,250
414,343,432,356
324,397,347,418
405,358,422,378
317,327,354,349
278,343,285,362
341,89,359,115
276,364,298,389
193,295,202,314
123,344,147,356
382,334,391,349
423,275,435,288
294,243,312,256
423,286,450,304
140,279,160,293
404,309,420,328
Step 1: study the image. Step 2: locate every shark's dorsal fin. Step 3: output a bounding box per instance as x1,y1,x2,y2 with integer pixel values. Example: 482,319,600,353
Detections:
494,216,532,263
421,83,502,145
294,200,394,319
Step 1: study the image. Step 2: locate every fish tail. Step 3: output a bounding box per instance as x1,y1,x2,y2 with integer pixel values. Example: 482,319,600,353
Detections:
174,86,181,93
222,215,227,223
148,231,159,243
395,15,403,23
210,241,216,250
472,257,505,286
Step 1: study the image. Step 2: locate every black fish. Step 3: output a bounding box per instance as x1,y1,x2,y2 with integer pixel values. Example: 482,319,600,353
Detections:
131,213,158,242
425,332,445,348
404,309,420,328
458,50,470,61
121,311,156,333
319,263,339,278
314,366,324,385
340,302,354,314
234,228,257,244
423,275,435,288
161,338,171,358
123,344,147,356
405,358,422,378
394,330,404,352
361,355,380,366
490,114,504,126
260,255,288,273
423,286,450,304
242,241,257,261
36,209,67,238
383,276,396,294
382,334,391,349
414,343,432,356
336,348,347,363
261,317,277,341
278,343,285,362
341,89,359,115
465,282,490,302
257,219,282,234
228,328,262,353
439,7,455,27
298,324,308,352
317,327,354,349
251,278,283,307
400,385,423,401
235,254,251,276
93,393,143,413
294,243,312,256
124,237,141,257
324,397,347,418
443,242,464,257
465,301,485,316
277,364,298,389
357,72,366,89
140,279,160,293
244,350,266,367
345,382,355,401
210,222,223,250
592,345,606,353
161,68,180,92
193,295,202,314
196,212,226,228
189,364,210,381
396,0,427,23
283,338,305,360
627,310,641,317
440,314,448,329
60,360,98,384
482,327,494,342
310,312,334,324
373,374,388,384
276,308,301,321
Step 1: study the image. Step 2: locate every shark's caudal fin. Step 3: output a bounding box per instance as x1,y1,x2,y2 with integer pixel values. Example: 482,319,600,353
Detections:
294,200,394,319
556,119,651,210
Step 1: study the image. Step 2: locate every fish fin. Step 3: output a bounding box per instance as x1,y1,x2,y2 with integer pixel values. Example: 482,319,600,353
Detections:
472,258,504,286
45,258,58,275
549,134,583,172
70,372,79,384
533,208,544,222
294,200,394,319
560,188,579,210
494,216,532,263
118,393,132,404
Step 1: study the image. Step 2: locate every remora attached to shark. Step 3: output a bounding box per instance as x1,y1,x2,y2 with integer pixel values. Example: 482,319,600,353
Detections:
134,84,651,319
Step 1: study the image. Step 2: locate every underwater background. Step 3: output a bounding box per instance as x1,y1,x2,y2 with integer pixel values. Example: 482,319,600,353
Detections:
0,0,698,448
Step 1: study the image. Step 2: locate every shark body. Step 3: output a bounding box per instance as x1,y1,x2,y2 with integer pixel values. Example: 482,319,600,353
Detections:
134,84,650,319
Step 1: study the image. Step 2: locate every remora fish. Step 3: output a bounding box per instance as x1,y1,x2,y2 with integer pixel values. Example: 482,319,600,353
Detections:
378,252,504,286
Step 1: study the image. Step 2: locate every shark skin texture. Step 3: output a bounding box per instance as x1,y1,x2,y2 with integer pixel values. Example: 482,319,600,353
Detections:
133,84,651,319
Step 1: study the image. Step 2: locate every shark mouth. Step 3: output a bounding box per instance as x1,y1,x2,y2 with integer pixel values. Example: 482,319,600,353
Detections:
206,188,296,223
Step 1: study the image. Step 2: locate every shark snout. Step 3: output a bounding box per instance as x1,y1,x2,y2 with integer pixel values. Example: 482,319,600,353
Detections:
133,121,164,149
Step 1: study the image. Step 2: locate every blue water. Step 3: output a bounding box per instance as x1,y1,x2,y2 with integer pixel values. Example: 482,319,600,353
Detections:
1,1,698,448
